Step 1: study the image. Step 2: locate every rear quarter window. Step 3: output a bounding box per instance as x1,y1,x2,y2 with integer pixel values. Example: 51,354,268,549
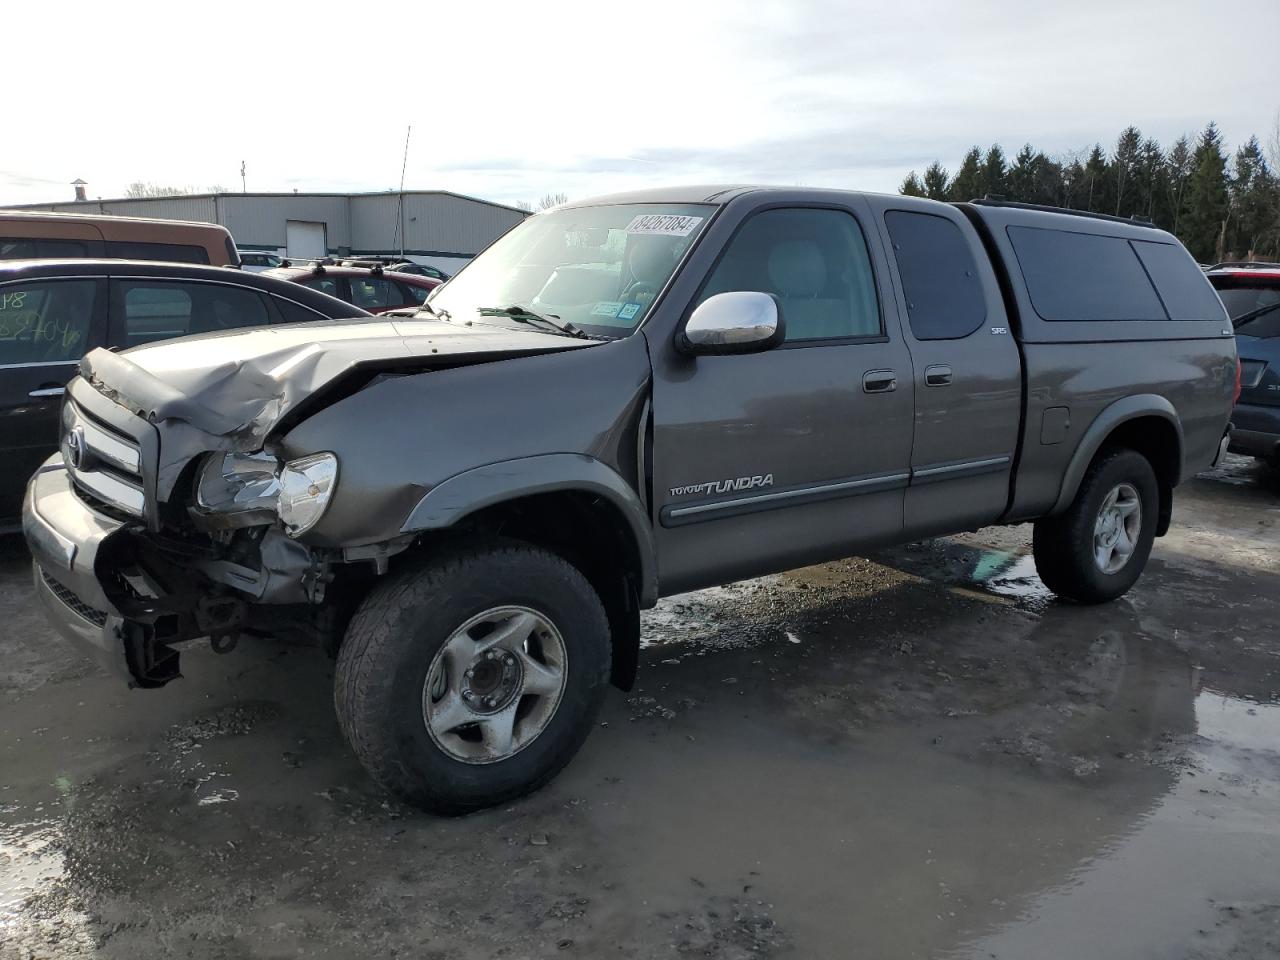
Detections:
1131,241,1226,321
1007,226,1166,322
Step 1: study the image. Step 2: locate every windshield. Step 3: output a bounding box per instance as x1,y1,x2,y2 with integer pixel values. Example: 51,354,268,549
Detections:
427,203,714,338
1215,282,1280,338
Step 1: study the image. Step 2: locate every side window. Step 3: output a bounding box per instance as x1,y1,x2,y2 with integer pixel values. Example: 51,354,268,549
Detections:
1131,241,1226,321
104,240,210,264
1007,226,1166,322
0,238,91,259
697,208,880,342
274,297,331,323
302,275,340,298
401,282,430,305
885,211,987,340
114,280,270,347
349,277,406,310
0,279,97,365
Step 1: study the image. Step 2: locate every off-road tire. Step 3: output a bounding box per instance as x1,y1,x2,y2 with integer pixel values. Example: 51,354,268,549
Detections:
1033,448,1159,605
334,541,611,815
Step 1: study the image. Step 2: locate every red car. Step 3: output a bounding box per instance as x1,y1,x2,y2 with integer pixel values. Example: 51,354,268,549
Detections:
264,262,439,314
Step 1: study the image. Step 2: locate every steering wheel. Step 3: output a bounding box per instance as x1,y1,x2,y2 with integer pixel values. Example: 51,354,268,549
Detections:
622,280,658,304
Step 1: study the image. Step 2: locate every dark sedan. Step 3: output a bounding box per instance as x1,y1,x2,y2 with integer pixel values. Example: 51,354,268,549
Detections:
0,259,372,524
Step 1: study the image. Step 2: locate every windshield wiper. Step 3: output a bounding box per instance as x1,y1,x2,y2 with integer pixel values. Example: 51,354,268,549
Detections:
1231,300,1280,330
476,304,588,339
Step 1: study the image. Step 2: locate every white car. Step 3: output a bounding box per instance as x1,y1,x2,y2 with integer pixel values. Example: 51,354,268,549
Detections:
239,251,284,273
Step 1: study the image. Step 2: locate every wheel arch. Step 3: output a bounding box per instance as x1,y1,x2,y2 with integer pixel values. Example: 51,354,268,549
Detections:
1051,395,1183,536
400,454,656,690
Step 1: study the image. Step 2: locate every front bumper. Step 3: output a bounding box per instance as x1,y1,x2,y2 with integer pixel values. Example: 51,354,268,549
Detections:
23,457,133,683
1227,402,1280,460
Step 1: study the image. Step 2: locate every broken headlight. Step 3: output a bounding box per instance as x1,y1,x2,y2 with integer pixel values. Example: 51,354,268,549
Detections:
195,451,338,537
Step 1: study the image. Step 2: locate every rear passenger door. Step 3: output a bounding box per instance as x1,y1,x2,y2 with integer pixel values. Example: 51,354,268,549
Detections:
874,204,1022,535
109,278,273,348
0,277,106,517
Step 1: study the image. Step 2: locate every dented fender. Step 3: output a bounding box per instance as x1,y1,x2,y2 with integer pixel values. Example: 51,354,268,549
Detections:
402,454,659,606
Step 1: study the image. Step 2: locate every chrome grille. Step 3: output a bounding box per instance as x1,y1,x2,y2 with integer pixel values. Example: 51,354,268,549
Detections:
61,399,146,516
41,569,109,626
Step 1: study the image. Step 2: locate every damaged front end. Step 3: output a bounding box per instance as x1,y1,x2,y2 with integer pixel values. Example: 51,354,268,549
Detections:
26,340,383,688
25,319,601,688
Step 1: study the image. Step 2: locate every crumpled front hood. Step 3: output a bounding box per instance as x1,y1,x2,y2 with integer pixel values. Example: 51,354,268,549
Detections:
80,317,596,445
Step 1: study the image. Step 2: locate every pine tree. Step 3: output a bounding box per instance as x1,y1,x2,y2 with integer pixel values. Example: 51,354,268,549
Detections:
900,171,926,197
1228,136,1278,258
1136,138,1165,223
1082,145,1112,214
1180,123,1230,262
981,145,1008,197
1008,145,1038,202
949,148,984,201
1112,126,1143,217
922,162,950,200
1165,135,1193,235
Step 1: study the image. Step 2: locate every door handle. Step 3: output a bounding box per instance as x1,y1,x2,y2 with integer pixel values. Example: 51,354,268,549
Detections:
862,369,897,394
28,386,65,399
925,364,953,387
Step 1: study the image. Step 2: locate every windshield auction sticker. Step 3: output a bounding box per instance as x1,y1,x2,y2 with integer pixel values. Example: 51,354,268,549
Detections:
625,214,704,237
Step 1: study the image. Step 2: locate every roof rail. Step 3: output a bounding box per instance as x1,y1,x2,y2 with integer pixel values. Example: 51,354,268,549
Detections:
1205,260,1280,271
967,195,1157,228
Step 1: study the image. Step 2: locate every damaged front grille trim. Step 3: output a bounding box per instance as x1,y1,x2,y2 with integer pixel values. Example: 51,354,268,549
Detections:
63,397,147,518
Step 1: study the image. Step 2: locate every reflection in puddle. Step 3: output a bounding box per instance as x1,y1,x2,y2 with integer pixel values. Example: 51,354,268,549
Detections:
0,817,61,916
970,551,1054,607
1196,688,1280,754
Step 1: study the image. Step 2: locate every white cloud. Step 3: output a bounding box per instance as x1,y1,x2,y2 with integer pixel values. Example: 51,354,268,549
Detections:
2,0,1275,207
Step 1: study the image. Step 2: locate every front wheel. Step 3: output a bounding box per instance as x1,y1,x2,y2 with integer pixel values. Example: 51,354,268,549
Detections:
1033,448,1159,605
334,542,611,815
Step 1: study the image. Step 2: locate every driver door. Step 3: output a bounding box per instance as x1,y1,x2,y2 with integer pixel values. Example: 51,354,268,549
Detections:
648,202,915,595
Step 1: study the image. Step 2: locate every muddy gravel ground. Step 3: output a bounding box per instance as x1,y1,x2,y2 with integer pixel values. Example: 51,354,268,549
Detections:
2,456,1279,959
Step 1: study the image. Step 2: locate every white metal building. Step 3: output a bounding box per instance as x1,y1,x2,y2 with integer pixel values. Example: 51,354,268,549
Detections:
6,191,529,274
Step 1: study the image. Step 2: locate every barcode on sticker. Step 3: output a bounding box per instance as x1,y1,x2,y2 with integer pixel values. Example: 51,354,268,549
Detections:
625,214,704,237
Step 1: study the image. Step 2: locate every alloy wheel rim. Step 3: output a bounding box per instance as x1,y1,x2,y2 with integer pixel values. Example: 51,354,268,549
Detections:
422,605,568,764
1093,482,1142,575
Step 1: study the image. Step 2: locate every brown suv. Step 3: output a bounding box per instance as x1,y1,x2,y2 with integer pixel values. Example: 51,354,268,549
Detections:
0,211,239,266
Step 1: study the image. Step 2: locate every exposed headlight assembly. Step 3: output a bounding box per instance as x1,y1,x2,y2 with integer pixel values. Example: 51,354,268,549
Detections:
195,451,338,537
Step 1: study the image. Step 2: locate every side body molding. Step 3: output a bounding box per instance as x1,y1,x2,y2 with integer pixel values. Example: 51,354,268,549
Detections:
1050,393,1183,515
401,453,659,606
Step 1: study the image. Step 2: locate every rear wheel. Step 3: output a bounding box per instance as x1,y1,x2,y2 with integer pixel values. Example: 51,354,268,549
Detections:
1033,448,1159,605
334,541,611,814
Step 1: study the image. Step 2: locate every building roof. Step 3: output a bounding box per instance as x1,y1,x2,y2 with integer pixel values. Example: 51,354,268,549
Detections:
3,189,530,217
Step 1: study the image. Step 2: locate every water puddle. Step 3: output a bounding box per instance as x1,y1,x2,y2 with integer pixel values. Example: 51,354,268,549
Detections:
1195,688,1280,755
0,815,62,916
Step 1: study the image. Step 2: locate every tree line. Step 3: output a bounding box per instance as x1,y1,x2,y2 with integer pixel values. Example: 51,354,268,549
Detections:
899,120,1280,263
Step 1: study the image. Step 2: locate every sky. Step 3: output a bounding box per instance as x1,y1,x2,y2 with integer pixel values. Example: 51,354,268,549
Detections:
3,0,1276,209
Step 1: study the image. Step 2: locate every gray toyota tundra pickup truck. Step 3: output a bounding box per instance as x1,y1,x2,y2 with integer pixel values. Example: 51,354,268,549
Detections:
23,187,1237,813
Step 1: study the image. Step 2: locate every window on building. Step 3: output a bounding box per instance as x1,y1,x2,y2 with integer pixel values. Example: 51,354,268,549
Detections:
885,211,987,340
0,279,97,365
697,208,880,342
